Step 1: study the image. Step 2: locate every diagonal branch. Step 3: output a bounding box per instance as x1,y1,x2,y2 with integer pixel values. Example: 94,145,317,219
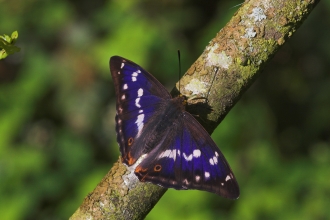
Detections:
70,0,320,219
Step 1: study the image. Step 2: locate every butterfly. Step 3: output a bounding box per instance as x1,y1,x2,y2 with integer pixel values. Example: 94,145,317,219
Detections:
110,56,239,199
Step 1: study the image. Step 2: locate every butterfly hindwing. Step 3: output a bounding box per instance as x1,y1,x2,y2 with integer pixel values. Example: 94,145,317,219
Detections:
110,56,171,165
135,111,239,199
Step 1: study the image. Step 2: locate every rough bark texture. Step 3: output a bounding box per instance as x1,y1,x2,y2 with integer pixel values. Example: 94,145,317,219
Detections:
70,0,320,219
70,158,167,219
178,0,320,134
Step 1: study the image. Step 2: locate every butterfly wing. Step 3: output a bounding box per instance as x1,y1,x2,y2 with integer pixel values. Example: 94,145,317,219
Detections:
110,56,171,165
135,111,240,199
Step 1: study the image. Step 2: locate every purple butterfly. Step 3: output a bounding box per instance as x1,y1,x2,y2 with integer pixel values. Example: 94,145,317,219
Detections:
110,56,239,199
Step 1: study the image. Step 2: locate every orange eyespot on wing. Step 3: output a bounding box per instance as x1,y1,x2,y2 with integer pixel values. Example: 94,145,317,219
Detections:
154,164,162,172
128,137,134,146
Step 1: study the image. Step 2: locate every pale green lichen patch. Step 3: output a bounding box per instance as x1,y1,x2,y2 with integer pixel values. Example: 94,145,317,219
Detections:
206,44,232,69
185,78,208,95
249,7,267,22
244,27,257,38
122,155,146,190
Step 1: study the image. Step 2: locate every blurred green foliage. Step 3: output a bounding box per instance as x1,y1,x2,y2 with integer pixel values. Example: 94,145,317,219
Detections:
0,0,329,219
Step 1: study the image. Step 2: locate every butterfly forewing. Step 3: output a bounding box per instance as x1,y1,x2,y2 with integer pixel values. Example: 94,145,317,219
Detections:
110,56,171,165
110,56,240,199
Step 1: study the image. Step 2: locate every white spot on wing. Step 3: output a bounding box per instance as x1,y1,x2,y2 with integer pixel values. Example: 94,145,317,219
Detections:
183,153,193,161
183,150,201,161
193,149,201,158
210,151,219,165
137,88,143,97
135,114,144,137
121,63,125,69
160,150,171,157
121,94,125,100
225,175,231,181
123,84,128,90
132,72,138,77
159,149,177,161
139,109,143,113
132,77,137,82
136,123,144,137
135,98,141,108
136,114,144,125
205,172,210,178
212,156,218,164
195,175,200,182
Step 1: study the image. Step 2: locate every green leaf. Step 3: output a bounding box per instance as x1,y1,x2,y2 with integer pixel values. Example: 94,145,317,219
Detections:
11,31,18,43
0,31,20,60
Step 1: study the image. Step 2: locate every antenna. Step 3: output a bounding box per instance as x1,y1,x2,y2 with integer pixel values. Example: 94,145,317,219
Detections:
229,2,244,10
205,67,219,101
177,50,181,93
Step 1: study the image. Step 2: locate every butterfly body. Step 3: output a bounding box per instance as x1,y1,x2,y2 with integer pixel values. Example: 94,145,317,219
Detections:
110,56,239,199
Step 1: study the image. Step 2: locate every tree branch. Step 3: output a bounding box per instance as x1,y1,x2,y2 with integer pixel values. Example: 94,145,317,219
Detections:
70,0,320,219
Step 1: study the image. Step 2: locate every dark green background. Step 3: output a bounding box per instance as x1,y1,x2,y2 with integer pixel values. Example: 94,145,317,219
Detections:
1,0,329,219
